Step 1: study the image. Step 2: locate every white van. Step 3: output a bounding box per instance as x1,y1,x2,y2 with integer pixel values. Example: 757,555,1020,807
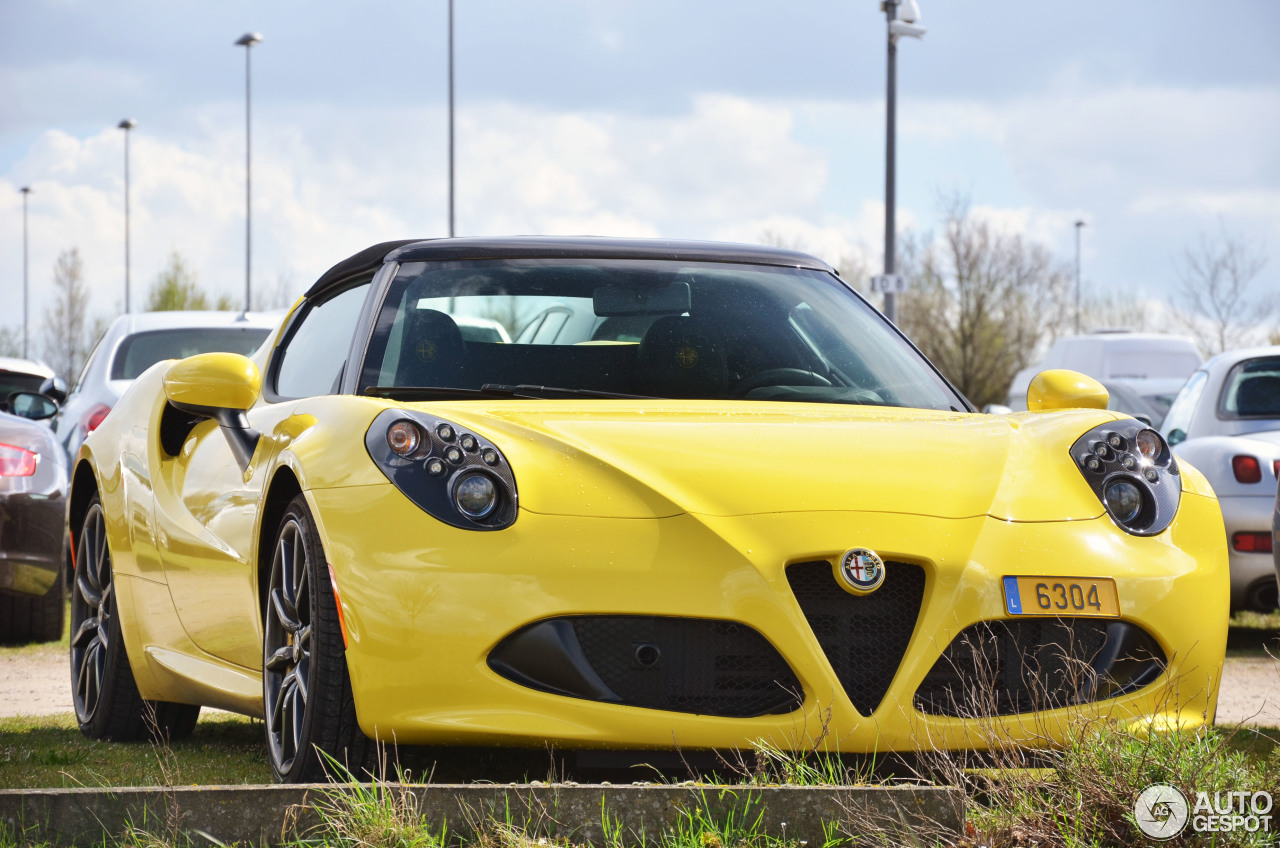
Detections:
1005,331,1203,416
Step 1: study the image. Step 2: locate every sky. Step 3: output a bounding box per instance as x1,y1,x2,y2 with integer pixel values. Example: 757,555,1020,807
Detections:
2,0,1278,345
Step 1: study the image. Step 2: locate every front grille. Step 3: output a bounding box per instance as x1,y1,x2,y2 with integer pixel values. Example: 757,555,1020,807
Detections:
914,618,1167,717
488,616,804,718
785,560,926,716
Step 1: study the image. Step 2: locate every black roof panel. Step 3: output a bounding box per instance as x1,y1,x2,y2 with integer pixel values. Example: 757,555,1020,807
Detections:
306,236,832,299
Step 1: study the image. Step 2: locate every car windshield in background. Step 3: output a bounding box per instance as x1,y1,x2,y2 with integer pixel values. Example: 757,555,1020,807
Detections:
1218,355,1280,419
111,327,272,380
359,259,963,411
0,372,47,397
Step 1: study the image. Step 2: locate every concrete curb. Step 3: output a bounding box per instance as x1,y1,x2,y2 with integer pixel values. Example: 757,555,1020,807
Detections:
0,783,963,846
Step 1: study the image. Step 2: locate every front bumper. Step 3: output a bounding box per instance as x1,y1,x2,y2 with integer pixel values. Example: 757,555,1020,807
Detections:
310,484,1227,752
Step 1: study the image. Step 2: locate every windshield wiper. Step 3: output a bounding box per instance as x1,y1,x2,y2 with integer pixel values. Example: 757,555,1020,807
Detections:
480,384,658,400
365,384,658,401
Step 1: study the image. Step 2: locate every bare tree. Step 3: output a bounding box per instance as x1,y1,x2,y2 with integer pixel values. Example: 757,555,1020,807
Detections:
0,327,22,358
145,251,236,311
252,269,302,311
1171,226,1271,355
896,197,1071,407
39,248,99,384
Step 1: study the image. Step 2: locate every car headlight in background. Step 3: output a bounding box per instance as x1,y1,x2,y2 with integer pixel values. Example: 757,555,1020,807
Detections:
1072,420,1179,536
365,409,518,530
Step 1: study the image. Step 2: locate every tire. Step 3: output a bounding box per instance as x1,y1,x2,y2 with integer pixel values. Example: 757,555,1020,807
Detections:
0,567,65,646
263,494,372,782
70,497,201,742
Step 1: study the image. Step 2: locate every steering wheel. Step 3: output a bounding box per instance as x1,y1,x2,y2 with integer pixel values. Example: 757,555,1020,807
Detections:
734,368,833,396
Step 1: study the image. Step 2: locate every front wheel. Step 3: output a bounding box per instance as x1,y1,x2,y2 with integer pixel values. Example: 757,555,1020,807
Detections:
70,497,200,741
263,494,371,782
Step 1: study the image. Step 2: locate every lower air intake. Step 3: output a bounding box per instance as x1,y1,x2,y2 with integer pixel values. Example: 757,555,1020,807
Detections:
489,615,803,718
914,618,1167,717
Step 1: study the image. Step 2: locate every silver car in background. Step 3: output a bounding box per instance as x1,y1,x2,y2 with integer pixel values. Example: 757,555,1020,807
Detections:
1161,346,1280,611
53,311,279,459
0,390,68,644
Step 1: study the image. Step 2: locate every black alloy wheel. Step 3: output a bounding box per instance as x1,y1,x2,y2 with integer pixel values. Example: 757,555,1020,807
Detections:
263,494,371,782
71,496,199,741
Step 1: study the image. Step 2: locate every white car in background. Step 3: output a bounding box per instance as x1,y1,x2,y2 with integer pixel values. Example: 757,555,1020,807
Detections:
53,311,279,459
1161,346,1280,612
1006,331,1202,423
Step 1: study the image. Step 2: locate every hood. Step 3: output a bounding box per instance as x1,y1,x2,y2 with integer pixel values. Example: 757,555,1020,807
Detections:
426,401,1119,522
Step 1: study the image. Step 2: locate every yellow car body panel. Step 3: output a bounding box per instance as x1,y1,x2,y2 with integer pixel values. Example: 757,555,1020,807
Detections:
74,363,1228,753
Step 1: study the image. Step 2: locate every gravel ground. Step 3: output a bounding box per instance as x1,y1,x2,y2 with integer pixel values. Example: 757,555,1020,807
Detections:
4,644,1278,726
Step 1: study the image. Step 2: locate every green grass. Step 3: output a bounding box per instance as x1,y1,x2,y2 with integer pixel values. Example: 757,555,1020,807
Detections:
0,713,271,789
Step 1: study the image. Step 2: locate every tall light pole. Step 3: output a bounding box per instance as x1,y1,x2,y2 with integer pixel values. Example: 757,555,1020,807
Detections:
236,32,263,312
447,0,455,238
1074,220,1087,334
20,187,31,359
118,119,136,313
881,0,924,325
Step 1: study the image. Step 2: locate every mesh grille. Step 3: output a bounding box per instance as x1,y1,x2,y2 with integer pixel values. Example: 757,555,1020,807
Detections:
914,618,1167,717
785,560,926,716
571,617,803,718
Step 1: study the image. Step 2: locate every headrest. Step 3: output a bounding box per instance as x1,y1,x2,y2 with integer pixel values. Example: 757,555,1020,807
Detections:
637,315,728,398
395,309,466,387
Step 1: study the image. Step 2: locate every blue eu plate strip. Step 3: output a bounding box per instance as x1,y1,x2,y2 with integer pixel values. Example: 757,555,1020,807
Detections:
1003,576,1023,614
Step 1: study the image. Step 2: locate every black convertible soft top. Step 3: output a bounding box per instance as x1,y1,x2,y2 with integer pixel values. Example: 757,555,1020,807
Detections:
305,236,833,300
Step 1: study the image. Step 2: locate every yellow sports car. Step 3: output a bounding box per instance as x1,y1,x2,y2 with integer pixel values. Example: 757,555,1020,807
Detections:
67,237,1227,782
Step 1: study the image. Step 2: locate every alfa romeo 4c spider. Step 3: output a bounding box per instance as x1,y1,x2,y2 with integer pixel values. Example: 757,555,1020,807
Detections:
67,237,1227,782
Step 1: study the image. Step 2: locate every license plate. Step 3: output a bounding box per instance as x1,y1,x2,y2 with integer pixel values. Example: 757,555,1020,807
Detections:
1002,576,1121,618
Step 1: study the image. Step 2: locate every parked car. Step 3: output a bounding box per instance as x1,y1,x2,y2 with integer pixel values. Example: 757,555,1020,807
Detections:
1160,346,1280,611
52,311,278,459
1006,331,1201,423
0,390,68,645
68,237,1226,782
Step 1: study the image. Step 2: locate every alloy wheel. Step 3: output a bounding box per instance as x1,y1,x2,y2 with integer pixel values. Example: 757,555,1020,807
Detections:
70,504,112,724
264,517,313,773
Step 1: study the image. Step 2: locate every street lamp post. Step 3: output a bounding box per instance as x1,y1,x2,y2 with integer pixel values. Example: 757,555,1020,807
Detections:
881,0,924,325
20,187,31,359
236,32,263,312
1074,220,1087,334
118,119,136,313
447,0,455,238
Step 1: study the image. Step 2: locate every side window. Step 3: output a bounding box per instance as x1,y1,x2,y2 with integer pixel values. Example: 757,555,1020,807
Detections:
1161,369,1207,445
273,281,372,399
73,329,109,394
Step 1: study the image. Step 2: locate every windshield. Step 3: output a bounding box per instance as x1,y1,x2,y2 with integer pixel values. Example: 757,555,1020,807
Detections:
358,259,964,411
111,327,271,380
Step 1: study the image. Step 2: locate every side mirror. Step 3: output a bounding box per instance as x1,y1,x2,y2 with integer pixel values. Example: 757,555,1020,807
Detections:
1026,369,1109,412
8,391,58,421
38,376,67,405
164,353,262,470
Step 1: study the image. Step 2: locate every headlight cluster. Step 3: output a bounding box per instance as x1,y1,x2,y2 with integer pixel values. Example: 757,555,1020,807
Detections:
365,409,517,530
1072,419,1179,536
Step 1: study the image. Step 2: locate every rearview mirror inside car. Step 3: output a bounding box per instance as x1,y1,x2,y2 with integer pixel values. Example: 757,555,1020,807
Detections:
593,281,691,317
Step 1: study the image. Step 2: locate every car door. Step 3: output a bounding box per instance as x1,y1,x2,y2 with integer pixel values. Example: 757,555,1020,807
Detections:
154,280,375,669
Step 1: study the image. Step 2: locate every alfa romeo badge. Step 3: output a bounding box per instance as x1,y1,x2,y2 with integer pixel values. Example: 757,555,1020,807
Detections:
836,548,886,595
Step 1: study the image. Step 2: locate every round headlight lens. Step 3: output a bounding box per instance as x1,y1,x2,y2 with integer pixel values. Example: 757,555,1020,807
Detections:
1104,479,1144,524
1136,429,1162,462
454,472,498,519
387,420,422,457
